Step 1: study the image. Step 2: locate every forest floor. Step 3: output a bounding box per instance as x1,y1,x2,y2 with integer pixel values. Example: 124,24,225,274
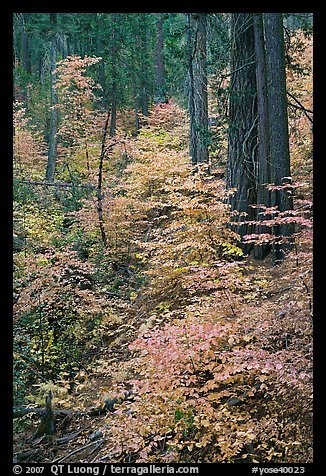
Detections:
13,58,313,461
13,249,313,463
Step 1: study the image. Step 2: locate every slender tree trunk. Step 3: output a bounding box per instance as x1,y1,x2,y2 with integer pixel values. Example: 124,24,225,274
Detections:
193,13,209,166
109,13,118,137
97,51,105,95
19,13,31,106
141,85,148,118
154,13,165,103
97,36,105,85
134,94,140,135
21,14,32,74
227,13,258,251
188,13,209,167
37,53,43,82
263,13,293,262
45,13,58,182
110,83,117,137
96,15,106,108
140,14,149,120
187,14,197,165
130,25,140,136
97,110,111,247
20,21,28,71
60,34,68,59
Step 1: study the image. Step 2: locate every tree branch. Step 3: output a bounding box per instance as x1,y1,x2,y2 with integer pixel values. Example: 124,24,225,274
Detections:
287,91,313,123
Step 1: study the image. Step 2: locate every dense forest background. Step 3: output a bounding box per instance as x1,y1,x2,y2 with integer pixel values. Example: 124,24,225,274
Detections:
13,12,313,464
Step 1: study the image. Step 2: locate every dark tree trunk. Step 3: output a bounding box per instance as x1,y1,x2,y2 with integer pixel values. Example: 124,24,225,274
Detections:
141,86,149,118
110,83,117,137
19,13,32,106
140,15,149,122
187,14,196,165
226,13,293,261
45,13,58,182
97,110,110,247
227,13,258,251
263,13,293,262
110,13,118,137
21,14,32,75
134,94,140,136
193,13,209,166
96,15,108,110
37,53,43,82
188,13,209,167
253,12,271,259
154,13,165,103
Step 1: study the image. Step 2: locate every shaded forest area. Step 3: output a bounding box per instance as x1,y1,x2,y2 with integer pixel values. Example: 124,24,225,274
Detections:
13,12,313,464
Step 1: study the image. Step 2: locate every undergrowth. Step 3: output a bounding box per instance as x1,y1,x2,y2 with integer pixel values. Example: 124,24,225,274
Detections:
13,35,313,463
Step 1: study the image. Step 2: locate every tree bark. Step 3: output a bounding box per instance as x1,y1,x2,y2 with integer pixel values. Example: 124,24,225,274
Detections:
154,13,166,103
263,13,293,262
19,13,32,106
187,14,196,165
188,13,209,167
140,14,149,120
134,95,140,135
21,14,32,75
193,13,209,166
109,14,118,137
97,110,112,247
253,12,271,259
96,14,107,108
227,13,258,251
45,13,58,182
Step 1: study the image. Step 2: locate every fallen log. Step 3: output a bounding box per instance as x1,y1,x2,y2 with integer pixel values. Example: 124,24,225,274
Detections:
14,391,133,419
14,407,73,418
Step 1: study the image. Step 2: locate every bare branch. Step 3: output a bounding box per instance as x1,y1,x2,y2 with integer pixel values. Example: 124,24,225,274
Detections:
287,91,313,123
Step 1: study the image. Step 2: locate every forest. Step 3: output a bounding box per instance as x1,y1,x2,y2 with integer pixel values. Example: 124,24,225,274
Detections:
13,12,313,465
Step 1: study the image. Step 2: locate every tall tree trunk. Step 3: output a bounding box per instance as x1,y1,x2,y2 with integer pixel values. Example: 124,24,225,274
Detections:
19,13,31,106
193,13,209,166
110,82,117,137
154,13,165,103
97,110,111,247
227,13,258,251
134,94,140,136
21,14,32,74
140,14,149,123
58,34,68,59
253,12,271,259
187,14,197,165
96,14,106,108
264,13,293,262
45,14,58,182
188,13,209,167
110,13,117,137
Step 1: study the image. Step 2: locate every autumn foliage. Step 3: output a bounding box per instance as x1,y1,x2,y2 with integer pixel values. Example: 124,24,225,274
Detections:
13,31,312,465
